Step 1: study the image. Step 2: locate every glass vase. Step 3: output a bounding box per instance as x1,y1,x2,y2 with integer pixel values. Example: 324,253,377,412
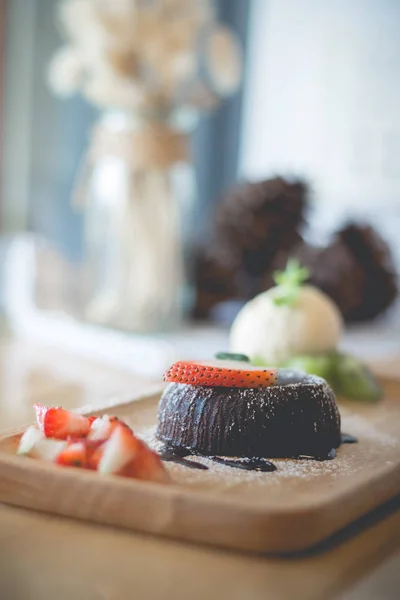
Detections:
75,109,197,333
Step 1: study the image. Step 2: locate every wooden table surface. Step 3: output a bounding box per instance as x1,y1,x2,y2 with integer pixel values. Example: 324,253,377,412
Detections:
0,338,399,600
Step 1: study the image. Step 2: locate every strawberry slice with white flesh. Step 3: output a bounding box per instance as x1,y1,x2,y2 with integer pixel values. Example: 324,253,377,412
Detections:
20,406,170,485
43,407,91,440
33,404,48,431
17,426,45,455
56,441,87,468
86,439,106,470
122,442,171,484
87,415,123,441
98,424,140,475
163,360,278,389
29,438,68,461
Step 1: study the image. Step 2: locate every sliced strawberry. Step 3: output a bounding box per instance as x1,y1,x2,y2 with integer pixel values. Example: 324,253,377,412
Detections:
33,403,48,431
87,416,97,425
43,408,91,440
17,426,44,455
87,415,124,441
56,441,87,468
163,360,278,389
86,439,106,470
98,424,140,475
28,438,67,461
122,442,170,484
87,416,110,441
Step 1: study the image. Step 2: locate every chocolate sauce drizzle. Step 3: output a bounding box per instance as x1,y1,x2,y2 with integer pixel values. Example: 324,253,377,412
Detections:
210,456,277,472
159,433,357,472
160,446,208,470
341,433,358,444
292,448,336,462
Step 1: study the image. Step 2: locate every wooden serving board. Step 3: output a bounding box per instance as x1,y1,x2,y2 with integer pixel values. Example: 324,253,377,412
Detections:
0,377,400,554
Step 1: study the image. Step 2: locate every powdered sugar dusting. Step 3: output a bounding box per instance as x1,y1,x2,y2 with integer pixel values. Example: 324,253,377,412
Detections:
339,407,397,447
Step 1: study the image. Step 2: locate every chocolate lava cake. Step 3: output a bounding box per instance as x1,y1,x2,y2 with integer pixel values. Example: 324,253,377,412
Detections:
157,369,341,459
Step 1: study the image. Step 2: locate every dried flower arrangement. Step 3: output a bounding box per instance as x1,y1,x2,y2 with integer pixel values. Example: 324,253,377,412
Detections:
49,0,242,111
48,0,243,332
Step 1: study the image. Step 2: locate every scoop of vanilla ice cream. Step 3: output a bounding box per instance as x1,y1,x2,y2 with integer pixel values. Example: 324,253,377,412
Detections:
230,285,343,365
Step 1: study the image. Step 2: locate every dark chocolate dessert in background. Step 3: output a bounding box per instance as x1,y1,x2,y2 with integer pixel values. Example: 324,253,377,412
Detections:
194,174,398,323
338,224,398,321
215,177,308,277
193,245,239,320
285,238,365,320
286,224,398,322
194,176,308,318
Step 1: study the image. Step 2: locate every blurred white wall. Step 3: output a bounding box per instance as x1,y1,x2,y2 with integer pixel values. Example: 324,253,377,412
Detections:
240,0,400,242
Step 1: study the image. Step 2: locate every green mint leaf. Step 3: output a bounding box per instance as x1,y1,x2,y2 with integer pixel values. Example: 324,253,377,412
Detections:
272,259,310,306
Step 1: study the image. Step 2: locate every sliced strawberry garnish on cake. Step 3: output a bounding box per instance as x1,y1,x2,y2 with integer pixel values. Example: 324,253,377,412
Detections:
56,441,87,468
43,407,91,440
163,360,278,389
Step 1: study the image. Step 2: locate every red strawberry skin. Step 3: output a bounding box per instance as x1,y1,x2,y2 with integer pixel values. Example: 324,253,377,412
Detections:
164,361,278,389
98,424,142,475
87,415,123,427
121,440,170,484
86,439,107,470
56,441,87,468
96,424,170,483
43,408,91,440
29,406,169,484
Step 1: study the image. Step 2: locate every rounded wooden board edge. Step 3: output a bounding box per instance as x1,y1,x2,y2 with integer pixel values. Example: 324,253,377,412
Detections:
0,428,400,554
